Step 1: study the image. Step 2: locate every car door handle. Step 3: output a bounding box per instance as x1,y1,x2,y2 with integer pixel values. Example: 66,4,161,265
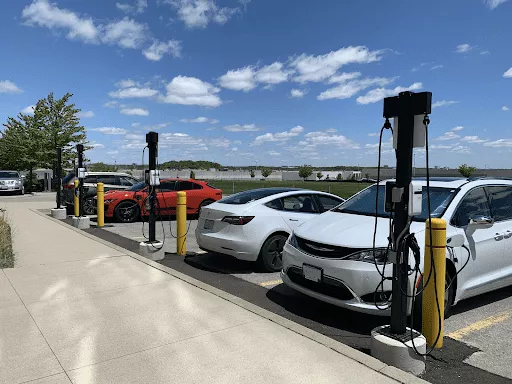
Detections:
495,233,504,241
289,219,299,222
504,230,512,239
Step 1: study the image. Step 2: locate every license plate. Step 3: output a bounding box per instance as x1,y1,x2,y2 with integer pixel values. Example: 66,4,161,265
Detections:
303,264,322,283
203,219,214,230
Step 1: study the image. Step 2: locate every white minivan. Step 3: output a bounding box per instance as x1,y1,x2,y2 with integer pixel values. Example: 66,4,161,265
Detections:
282,178,512,316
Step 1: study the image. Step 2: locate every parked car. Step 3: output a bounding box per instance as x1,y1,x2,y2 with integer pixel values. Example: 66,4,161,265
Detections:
62,172,140,215
282,177,512,317
0,170,25,195
101,178,222,223
196,188,345,272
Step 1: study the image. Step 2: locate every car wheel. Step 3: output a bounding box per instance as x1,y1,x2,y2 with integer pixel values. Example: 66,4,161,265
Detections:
115,201,140,223
445,271,455,318
83,198,96,215
17,189,23,196
197,200,214,217
258,233,288,272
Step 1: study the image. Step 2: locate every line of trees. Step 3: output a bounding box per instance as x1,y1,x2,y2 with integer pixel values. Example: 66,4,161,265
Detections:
0,93,88,191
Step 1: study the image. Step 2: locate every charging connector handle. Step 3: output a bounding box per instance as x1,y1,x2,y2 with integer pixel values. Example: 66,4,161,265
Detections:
149,170,160,186
408,181,422,217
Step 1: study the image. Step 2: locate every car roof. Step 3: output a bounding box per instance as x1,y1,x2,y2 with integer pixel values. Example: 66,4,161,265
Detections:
85,172,132,176
377,177,512,189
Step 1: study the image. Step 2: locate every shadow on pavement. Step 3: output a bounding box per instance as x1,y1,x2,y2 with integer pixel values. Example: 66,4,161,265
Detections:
450,286,512,317
183,252,258,275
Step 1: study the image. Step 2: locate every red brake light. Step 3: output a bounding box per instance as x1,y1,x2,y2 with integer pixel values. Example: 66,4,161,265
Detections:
63,184,74,190
222,216,254,225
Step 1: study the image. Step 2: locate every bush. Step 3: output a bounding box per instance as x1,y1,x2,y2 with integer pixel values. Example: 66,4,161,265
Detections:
0,215,14,268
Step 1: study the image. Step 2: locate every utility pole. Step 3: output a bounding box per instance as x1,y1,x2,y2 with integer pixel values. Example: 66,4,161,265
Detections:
77,144,84,217
146,132,158,244
383,91,432,335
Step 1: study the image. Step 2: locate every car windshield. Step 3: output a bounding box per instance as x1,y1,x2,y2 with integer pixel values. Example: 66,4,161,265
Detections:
0,171,19,178
334,185,456,221
126,181,147,191
62,173,75,183
219,188,297,205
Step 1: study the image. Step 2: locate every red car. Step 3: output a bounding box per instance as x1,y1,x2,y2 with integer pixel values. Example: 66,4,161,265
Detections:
102,179,222,223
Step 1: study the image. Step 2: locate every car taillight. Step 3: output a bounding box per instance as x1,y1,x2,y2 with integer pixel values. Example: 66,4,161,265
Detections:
221,216,255,225
63,184,74,190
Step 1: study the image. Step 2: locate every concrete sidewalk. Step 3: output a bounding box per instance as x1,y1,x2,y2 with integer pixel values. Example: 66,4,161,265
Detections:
0,200,424,384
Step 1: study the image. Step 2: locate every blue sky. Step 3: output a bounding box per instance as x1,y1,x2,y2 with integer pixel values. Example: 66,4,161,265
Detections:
1,0,511,168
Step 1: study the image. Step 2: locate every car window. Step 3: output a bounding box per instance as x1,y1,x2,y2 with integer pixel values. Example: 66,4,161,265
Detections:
265,198,284,210
452,187,491,227
97,175,118,185
316,195,343,212
0,171,20,178
282,195,318,213
487,186,512,222
84,176,97,184
119,176,136,186
158,181,177,192
178,181,202,190
219,188,298,204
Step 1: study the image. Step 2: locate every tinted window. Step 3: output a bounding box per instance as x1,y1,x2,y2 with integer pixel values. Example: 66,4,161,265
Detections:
316,195,343,212
282,195,318,213
119,176,136,186
453,187,491,227
126,181,146,191
84,176,97,184
220,188,298,205
0,171,20,178
97,176,118,185
158,181,176,192
265,198,284,210
336,185,455,221
62,173,75,183
488,186,512,222
178,181,202,190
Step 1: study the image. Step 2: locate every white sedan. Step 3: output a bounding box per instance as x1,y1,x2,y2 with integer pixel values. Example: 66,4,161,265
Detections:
195,188,345,272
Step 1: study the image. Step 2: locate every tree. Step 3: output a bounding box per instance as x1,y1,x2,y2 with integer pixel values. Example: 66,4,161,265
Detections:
261,167,272,179
316,172,323,180
250,169,255,178
298,165,313,181
325,174,330,180
190,170,195,179
458,164,476,178
336,173,342,181
90,162,117,172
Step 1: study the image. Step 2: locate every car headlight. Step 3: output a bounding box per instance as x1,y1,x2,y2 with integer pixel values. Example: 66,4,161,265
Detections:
288,233,300,249
344,248,389,264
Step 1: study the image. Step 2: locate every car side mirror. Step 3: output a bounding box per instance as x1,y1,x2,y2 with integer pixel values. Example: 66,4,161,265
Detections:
21,175,26,179
469,215,494,228
447,233,465,248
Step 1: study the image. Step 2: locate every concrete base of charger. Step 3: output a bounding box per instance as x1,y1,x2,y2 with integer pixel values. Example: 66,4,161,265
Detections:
139,241,165,261
72,216,90,229
50,208,67,220
371,325,426,376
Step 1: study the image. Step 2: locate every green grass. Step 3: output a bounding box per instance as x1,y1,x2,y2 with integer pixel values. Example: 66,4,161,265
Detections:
203,179,371,199
0,215,14,269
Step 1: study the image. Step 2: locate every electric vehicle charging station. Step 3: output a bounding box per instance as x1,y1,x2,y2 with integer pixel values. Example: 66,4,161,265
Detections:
139,131,165,261
51,147,67,220
72,144,90,229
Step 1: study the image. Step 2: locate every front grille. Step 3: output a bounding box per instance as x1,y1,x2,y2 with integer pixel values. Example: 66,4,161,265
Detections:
286,267,353,300
295,236,362,259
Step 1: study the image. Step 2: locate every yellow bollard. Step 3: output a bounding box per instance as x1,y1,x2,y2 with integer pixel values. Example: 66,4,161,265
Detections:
422,218,447,348
97,182,104,227
176,191,187,255
74,179,79,217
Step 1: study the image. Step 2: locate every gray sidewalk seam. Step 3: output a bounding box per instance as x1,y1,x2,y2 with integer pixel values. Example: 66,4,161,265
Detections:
33,209,429,384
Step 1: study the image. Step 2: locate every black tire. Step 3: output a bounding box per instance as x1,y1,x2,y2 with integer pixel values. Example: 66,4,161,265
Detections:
83,197,96,216
445,270,456,318
115,201,140,223
258,233,288,272
197,200,214,217
17,189,23,196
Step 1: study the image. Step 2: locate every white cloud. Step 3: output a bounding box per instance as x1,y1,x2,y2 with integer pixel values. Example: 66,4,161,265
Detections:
160,132,207,149
432,100,459,108
91,127,127,135
268,150,281,156
209,138,231,148
452,126,464,131
180,117,219,123
504,67,512,78
143,39,182,61
131,122,141,127
101,18,148,49
461,136,488,143
21,105,35,114
252,126,304,145
304,131,360,148
143,123,169,130
169,0,241,28
452,145,471,154
218,66,256,91
368,133,379,137
484,0,508,9
91,143,105,149
224,123,260,132
430,65,443,70
356,82,422,105
117,79,138,88
104,100,120,108
254,62,290,84
0,80,23,94
328,72,361,83
22,0,99,42
159,76,222,107
318,76,396,101
116,0,148,14
77,110,94,118
502,106,510,111
436,131,460,141
109,86,158,98
480,50,490,55
290,46,384,83
431,144,453,149
483,139,512,147
456,44,472,53
120,108,149,116
290,89,307,98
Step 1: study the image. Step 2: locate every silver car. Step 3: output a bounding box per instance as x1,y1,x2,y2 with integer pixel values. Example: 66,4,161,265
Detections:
0,171,25,195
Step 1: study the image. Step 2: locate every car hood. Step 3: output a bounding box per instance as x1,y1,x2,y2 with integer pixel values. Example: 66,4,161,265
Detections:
0,178,20,181
294,211,426,249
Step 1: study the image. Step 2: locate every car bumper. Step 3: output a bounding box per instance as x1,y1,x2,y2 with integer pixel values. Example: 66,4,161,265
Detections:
282,242,414,316
195,230,261,261
0,187,22,193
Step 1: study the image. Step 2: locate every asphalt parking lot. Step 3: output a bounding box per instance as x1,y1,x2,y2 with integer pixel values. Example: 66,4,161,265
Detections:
81,215,512,384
